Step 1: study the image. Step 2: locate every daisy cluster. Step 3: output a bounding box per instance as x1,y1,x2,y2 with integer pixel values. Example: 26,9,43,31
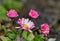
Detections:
7,9,50,36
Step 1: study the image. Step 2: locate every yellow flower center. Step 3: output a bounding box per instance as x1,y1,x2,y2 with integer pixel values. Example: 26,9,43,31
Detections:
24,24,28,28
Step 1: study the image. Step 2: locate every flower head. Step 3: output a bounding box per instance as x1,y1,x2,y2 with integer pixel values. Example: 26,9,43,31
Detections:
40,23,50,36
17,18,35,32
29,9,39,18
7,9,18,17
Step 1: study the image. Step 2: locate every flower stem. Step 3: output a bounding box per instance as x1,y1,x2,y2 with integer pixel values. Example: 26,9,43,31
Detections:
2,26,7,33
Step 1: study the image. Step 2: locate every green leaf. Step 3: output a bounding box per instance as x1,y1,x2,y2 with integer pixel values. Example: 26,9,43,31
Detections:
39,34,44,39
33,34,44,41
0,36,11,41
8,33,16,40
0,5,7,18
27,33,35,41
11,28,17,34
22,30,28,39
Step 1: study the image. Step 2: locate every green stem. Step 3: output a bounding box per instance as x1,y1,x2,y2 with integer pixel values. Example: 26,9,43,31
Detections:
2,26,7,33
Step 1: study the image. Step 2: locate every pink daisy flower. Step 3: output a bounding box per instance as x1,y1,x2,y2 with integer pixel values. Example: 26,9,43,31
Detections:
29,9,39,18
41,23,50,36
7,9,18,18
17,18,35,32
